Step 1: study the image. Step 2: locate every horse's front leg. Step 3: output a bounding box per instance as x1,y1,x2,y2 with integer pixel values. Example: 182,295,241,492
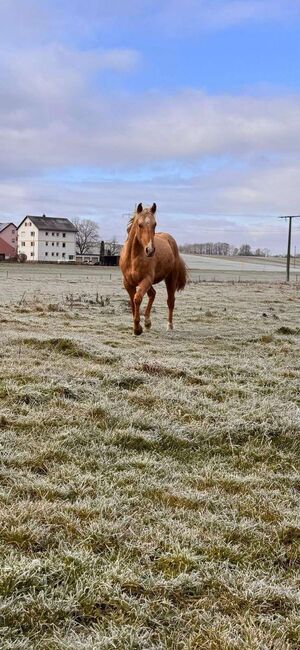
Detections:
134,278,152,335
123,281,135,316
144,286,156,329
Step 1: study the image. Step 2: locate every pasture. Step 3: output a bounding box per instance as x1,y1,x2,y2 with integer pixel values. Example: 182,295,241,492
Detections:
0,263,299,649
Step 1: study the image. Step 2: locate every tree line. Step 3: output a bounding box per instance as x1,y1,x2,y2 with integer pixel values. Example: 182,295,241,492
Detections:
74,219,271,258
178,242,271,257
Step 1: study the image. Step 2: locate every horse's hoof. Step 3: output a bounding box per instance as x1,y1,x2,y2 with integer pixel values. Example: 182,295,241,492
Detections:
134,325,143,336
167,323,174,331
145,318,151,329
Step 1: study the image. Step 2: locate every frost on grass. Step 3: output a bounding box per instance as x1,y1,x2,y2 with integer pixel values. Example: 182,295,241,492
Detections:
0,269,299,648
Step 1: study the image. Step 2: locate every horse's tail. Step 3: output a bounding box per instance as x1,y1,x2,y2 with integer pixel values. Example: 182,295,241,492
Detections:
176,255,188,291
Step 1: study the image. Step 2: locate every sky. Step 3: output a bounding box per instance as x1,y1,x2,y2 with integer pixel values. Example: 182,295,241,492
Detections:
1,0,300,252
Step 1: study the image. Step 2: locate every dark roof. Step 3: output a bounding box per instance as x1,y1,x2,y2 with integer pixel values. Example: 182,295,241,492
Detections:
21,215,77,232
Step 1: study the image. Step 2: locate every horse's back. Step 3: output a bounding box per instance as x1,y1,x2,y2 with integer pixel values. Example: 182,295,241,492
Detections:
156,233,187,290
156,232,178,254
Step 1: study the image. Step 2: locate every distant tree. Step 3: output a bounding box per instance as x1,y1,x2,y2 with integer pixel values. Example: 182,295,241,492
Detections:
107,236,120,256
73,218,100,254
238,244,252,256
179,242,231,255
263,248,271,257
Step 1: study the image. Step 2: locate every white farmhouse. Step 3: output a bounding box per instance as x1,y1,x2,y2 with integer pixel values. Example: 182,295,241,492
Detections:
17,215,77,262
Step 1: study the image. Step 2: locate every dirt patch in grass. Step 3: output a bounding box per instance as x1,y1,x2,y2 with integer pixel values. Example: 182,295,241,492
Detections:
137,361,187,379
277,326,300,335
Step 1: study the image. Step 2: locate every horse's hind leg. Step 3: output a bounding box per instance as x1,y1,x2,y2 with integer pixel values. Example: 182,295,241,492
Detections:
165,277,175,331
144,286,156,329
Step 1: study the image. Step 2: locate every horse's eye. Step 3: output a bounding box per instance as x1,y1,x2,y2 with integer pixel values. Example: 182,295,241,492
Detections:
154,223,157,228
138,223,143,228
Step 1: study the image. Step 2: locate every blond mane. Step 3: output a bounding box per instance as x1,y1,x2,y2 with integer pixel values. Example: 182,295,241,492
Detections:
126,212,136,234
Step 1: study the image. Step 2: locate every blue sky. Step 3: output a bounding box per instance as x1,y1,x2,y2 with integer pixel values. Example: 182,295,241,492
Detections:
1,0,300,251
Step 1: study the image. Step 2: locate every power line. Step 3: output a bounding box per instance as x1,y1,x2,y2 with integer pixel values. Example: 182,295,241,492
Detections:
278,215,300,282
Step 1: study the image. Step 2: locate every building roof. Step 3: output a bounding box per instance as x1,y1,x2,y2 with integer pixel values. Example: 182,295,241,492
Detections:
0,222,16,233
19,215,77,232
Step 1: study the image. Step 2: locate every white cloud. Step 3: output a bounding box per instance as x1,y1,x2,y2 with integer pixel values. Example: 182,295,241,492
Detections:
0,42,300,251
1,59,300,175
0,1,300,251
1,156,299,252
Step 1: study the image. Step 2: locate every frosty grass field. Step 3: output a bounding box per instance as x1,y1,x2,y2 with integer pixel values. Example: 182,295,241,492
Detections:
0,261,299,649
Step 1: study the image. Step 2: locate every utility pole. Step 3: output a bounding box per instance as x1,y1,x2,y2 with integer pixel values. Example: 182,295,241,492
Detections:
279,216,300,282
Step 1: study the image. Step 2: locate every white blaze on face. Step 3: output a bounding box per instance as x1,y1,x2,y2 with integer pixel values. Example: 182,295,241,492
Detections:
144,216,154,254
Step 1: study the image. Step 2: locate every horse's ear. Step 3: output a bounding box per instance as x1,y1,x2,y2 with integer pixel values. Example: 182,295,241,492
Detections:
151,203,157,214
137,203,143,213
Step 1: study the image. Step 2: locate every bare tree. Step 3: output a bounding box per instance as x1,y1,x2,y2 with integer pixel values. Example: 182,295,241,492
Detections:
238,244,252,256
73,218,100,255
106,236,120,256
254,248,266,257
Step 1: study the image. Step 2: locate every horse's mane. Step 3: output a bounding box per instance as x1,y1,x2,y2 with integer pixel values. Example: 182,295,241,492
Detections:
126,212,137,234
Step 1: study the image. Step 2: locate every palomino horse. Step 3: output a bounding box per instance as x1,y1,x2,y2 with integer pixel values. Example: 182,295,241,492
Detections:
120,202,187,335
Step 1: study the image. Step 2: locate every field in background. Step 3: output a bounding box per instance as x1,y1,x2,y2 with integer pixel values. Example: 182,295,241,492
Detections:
183,254,300,283
1,255,300,298
0,264,299,648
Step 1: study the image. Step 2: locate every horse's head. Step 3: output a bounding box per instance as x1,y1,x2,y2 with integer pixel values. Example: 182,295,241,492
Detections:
135,202,157,257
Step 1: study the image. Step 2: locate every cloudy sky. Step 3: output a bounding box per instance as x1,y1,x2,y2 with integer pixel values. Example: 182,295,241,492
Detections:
1,0,300,252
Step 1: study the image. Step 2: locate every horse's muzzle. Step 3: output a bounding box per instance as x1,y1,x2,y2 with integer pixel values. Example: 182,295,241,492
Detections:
145,247,155,257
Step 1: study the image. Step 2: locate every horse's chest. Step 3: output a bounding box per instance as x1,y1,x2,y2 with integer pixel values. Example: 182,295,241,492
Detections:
128,259,153,286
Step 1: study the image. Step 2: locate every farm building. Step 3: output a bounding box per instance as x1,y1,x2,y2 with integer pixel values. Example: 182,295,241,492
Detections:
76,240,121,265
17,215,77,262
0,223,18,260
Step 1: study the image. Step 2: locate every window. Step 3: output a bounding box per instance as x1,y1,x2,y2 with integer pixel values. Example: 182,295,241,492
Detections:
69,255,74,260
45,252,48,257
21,231,25,235
45,231,48,236
31,242,34,247
52,252,54,257
62,253,65,258
62,242,66,248
12,239,15,243
52,242,54,246
62,233,66,238
12,229,15,234
56,242,59,247
52,232,54,236
56,232,59,236
56,252,59,256
31,231,35,236
21,242,25,247
30,252,34,257
46,242,48,246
